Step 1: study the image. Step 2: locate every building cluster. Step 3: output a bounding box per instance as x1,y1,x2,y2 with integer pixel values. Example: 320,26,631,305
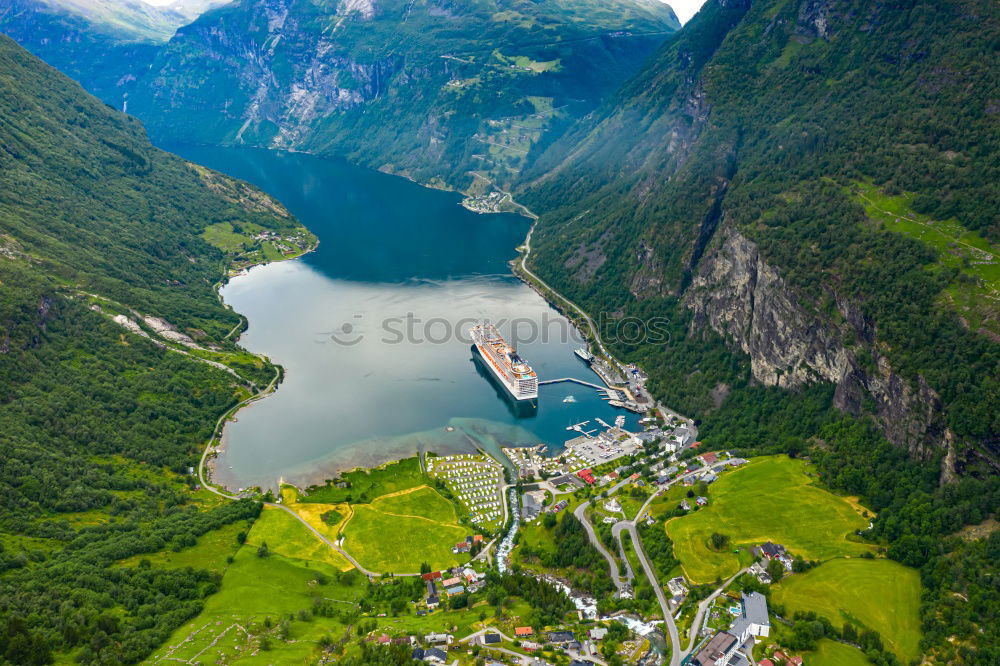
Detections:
451,533,484,555
426,454,504,526
748,542,794,583
693,592,771,666
421,566,486,609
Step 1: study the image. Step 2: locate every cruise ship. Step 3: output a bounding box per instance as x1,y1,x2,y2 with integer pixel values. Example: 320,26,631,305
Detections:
470,322,538,401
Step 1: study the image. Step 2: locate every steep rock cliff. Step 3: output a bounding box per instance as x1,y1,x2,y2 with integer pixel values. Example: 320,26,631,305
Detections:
687,224,955,469
524,0,999,472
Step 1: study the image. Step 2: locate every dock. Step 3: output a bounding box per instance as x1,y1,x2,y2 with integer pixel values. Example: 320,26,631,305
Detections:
538,377,607,390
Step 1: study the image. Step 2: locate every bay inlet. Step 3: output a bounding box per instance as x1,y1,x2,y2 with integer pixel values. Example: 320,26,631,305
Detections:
171,145,640,491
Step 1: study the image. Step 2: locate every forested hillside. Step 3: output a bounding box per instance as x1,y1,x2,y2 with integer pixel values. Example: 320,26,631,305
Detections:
0,0,203,104
0,36,307,664
123,0,679,198
523,0,999,475
520,2,1000,660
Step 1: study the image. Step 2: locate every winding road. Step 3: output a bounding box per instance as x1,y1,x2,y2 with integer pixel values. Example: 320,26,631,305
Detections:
572,478,635,596
570,460,734,665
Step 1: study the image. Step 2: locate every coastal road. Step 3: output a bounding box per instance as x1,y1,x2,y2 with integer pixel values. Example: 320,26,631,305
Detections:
517,214,697,437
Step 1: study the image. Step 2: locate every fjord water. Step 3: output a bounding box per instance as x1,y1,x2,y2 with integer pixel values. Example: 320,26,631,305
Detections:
173,146,639,491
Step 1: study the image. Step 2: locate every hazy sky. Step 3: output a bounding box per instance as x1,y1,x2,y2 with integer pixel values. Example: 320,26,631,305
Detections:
666,0,707,24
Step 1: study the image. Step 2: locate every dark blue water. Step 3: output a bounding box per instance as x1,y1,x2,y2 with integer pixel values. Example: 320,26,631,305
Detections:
172,146,639,490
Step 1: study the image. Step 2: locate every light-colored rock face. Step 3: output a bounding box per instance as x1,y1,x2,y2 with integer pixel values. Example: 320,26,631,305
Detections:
686,224,949,463
338,0,375,20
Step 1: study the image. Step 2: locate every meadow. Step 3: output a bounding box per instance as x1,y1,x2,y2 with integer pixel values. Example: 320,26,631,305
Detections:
342,499,469,574
772,558,922,663
665,456,873,583
299,457,426,504
144,509,362,665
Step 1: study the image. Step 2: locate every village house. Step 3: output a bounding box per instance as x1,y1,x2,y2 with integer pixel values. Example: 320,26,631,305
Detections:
589,627,608,641
693,631,742,666
514,626,534,637
424,632,451,644
729,592,771,642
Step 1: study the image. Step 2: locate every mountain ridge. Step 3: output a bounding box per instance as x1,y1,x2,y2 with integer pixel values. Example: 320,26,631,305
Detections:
521,0,999,476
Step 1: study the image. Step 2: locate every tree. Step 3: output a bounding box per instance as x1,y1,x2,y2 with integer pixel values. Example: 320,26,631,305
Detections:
710,533,730,550
257,541,270,558
766,558,785,583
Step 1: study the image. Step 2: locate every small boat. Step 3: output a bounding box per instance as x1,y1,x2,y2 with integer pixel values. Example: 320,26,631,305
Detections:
562,395,577,403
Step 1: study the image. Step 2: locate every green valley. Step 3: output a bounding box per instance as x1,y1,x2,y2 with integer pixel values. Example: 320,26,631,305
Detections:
664,456,873,583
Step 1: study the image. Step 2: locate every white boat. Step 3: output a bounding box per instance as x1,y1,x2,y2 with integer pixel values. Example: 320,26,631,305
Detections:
574,348,593,362
470,322,538,401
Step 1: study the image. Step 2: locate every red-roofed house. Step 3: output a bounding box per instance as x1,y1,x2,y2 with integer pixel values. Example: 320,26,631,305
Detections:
701,452,718,465
774,652,803,666
422,571,442,581
515,626,533,637
758,660,774,666
577,469,596,484
691,441,701,449
629,473,641,481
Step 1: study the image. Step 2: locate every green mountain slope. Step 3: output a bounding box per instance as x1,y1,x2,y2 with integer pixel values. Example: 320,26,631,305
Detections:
523,0,999,474
0,0,219,105
125,0,679,198
0,35,309,663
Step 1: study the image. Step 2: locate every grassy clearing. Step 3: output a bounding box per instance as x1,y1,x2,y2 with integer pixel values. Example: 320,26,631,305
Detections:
202,222,247,252
852,180,1000,335
342,503,468,574
247,507,353,572
146,512,362,665
772,558,921,663
808,638,873,666
300,457,426,504
665,456,873,583
118,521,247,574
370,486,458,524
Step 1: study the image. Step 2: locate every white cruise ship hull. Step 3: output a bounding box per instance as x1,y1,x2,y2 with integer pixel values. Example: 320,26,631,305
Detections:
470,324,538,401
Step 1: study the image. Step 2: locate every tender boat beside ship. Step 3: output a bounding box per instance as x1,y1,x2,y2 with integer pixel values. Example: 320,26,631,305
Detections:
470,322,538,401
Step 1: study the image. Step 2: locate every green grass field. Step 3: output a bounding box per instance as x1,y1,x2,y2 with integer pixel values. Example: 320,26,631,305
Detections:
851,180,1000,336
665,456,873,583
118,521,247,573
370,485,459,524
772,558,922,663
202,221,248,252
808,638,872,666
247,506,353,571
300,457,426,504
146,510,362,665
342,502,468,574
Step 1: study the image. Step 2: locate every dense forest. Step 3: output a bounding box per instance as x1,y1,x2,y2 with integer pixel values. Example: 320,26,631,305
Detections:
518,1,999,661
0,36,299,664
522,0,999,473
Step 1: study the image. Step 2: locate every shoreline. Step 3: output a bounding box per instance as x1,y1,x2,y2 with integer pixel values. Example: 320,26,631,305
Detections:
195,150,681,500
199,233,319,499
